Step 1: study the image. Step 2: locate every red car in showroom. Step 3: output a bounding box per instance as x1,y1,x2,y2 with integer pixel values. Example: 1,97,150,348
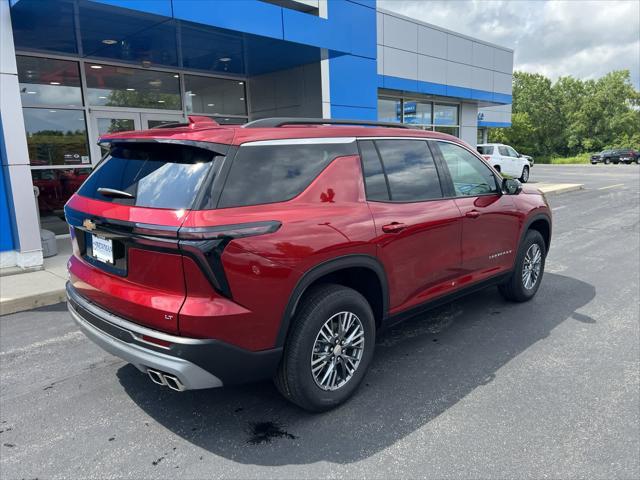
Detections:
65,116,551,411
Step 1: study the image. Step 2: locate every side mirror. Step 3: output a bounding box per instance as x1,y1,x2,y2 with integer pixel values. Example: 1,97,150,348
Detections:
502,178,522,195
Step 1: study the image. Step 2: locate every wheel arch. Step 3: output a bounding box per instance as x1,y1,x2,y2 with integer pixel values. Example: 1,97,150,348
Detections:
521,213,552,252
276,255,389,348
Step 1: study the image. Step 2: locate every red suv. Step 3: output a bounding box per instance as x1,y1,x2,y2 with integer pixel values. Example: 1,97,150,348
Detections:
65,116,551,411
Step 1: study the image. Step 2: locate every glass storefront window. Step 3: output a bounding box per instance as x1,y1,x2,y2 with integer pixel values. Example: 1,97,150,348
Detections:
434,104,458,126
403,101,432,125
184,75,246,116
378,98,402,123
434,126,460,136
23,109,90,166
32,168,92,235
17,56,82,107
84,64,181,109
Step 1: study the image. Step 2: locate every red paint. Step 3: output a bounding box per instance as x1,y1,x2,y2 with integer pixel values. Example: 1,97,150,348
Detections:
68,124,551,352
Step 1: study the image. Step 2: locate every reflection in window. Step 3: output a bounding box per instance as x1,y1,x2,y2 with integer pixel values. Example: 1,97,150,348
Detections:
17,56,82,107
375,140,442,202
403,101,432,125
434,104,458,125
434,126,460,137
79,144,215,210
184,75,246,116
359,140,389,201
84,64,181,110
378,98,402,123
218,142,358,208
23,109,90,166
438,142,498,197
32,168,92,235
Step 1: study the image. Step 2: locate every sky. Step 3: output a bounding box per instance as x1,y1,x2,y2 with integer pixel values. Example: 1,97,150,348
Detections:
378,0,640,89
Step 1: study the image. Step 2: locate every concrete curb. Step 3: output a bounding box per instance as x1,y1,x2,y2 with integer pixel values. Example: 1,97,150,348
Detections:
0,269,67,316
535,183,584,195
0,287,66,316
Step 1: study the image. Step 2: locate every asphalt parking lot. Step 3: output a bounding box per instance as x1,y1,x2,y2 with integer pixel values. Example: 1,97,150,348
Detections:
1,164,638,479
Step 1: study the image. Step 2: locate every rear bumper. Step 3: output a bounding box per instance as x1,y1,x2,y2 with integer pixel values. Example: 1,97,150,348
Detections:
66,282,282,389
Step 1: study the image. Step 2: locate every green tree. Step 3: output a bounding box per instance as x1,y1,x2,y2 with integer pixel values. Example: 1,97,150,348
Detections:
489,69,640,160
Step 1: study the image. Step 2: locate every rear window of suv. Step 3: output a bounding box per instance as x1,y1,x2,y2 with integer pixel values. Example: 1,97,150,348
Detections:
217,141,357,208
477,146,494,155
78,143,218,209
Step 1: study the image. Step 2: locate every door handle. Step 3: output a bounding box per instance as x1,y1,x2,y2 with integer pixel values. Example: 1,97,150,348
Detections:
382,222,407,233
465,210,481,219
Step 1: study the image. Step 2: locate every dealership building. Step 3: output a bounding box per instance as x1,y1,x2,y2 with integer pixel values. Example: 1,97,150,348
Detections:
0,0,513,270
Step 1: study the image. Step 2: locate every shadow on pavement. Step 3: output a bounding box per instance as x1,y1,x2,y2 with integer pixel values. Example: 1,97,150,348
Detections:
117,272,595,465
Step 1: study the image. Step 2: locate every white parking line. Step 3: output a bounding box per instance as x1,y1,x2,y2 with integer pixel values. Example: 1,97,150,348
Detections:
598,183,624,190
552,206,567,211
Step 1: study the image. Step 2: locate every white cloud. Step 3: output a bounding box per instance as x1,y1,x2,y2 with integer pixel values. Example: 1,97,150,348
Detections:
378,0,640,88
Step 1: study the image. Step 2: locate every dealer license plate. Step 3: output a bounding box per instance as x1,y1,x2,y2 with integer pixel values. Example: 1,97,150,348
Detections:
92,235,114,264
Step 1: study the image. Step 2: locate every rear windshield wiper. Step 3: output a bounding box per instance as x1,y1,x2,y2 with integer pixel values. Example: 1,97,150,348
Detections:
97,187,135,199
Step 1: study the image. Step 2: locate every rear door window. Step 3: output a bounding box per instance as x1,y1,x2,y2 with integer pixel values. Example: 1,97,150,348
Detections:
217,141,357,208
78,143,220,209
358,140,390,201
375,140,442,202
498,146,510,156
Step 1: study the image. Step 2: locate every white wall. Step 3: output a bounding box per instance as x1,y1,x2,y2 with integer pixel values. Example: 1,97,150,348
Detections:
377,9,514,96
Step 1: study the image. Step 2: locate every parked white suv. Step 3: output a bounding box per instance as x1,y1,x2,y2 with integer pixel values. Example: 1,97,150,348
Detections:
477,143,531,182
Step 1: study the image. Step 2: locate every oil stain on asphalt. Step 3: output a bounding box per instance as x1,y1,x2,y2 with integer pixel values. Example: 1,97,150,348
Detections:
247,421,297,445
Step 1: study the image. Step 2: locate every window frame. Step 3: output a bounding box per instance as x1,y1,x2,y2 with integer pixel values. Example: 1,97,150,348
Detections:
430,139,503,198
356,138,447,204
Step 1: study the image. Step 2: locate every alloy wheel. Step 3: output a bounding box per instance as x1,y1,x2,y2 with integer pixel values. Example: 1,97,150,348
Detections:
311,311,364,391
522,243,542,290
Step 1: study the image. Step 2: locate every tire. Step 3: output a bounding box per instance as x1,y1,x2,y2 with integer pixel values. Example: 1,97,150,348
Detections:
604,158,611,165
498,230,546,302
519,165,530,183
274,284,376,412
494,165,501,173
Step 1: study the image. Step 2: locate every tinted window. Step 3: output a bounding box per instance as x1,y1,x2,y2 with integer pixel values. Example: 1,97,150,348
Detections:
477,145,494,155
23,109,89,166
375,140,442,202
358,141,389,201
84,64,181,110
218,142,357,208
18,56,82,107
437,142,499,197
498,146,510,156
78,143,216,209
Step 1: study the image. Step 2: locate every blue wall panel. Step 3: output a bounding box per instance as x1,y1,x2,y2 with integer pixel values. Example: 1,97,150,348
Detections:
330,55,377,108
331,105,377,120
0,118,15,253
172,0,285,40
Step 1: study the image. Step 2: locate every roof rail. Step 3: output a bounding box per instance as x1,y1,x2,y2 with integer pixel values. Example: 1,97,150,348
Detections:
242,117,414,129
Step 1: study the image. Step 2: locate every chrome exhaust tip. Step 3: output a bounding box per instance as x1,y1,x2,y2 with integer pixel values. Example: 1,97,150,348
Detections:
147,368,166,386
163,374,186,392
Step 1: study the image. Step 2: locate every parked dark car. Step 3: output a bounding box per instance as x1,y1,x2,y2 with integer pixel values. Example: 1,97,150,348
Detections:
65,116,552,412
591,148,638,164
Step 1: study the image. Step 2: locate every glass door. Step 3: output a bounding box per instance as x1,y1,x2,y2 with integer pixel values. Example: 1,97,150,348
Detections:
141,113,186,129
90,111,141,162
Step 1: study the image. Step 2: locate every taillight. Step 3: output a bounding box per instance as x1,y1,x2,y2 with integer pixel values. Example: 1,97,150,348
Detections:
178,221,281,240
482,155,491,161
